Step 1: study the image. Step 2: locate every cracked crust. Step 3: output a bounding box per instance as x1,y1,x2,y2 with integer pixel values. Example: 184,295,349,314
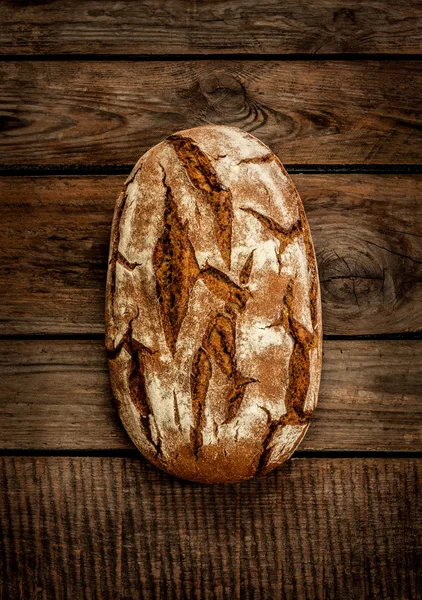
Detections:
105,124,322,484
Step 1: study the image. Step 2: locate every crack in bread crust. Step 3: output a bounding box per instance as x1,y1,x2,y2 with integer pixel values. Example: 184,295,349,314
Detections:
241,207,303,271
190,346,212,457
128,347,162,459
236,153,275,165
116,251,143,271
191,252,259,432
238,249,255,285
173,390,182,433
153,166,200,356
199,263,251,312
255,281,315,476
168,134,234,270
107,314,162,459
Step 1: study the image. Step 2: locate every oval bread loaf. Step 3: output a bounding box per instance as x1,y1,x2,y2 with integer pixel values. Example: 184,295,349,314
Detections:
105,124,322,484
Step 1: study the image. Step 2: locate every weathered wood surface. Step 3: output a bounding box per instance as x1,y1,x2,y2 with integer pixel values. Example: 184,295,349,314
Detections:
0,456,419,599
1,61,421,165
1,0,421,55
0,339,420,451
1,174,420,336
0,3,421,597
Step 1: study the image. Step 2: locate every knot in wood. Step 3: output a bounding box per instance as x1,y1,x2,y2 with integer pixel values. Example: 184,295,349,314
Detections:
319,245,385,313
198,71,247,114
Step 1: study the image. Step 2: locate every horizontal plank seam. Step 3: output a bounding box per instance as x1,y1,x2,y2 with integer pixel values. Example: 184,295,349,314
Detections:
0,449,421,459
1,53,421,62
1,165,421,176
0,333,420,341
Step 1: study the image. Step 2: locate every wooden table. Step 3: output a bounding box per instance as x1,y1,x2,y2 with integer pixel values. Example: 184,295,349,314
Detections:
0,2,421,598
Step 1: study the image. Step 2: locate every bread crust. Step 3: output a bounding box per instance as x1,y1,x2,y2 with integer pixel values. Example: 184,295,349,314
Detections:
105,125,322,484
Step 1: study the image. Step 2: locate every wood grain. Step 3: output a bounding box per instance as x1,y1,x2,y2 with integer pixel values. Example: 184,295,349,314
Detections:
0,3,420,596
0,61,421,165
0,339,420,451
0,456,419,599
1,174,420,336
1,0,421,55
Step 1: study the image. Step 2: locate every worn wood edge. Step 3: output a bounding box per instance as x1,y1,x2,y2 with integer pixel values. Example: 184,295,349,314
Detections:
0,0,421,55
0,338,420,451
0,455,419,600
0,173,420,335
0,61,421,165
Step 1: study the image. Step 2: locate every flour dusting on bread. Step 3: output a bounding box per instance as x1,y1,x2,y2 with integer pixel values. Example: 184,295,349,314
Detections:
106,125,322,484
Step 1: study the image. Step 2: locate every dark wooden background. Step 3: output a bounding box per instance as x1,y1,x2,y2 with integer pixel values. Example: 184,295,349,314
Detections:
0,2,421,598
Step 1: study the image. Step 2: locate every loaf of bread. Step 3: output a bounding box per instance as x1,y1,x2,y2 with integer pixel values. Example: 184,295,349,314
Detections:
105,125,322,484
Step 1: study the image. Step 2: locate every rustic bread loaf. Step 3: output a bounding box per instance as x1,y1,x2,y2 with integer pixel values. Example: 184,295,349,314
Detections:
105,124,322,484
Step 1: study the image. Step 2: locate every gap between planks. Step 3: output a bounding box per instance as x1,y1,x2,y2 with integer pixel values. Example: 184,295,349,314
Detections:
1,54,422,61
1,164,422,176
0,449,421,459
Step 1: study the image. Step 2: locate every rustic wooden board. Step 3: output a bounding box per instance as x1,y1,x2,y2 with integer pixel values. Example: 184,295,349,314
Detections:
1,3,420,597
1,0,421,55
1,174,420,336
0,339,420,451
1,61,421,165
0,456,419,599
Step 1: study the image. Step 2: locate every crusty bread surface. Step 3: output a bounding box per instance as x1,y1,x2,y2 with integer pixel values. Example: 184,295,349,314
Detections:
106,125,322,484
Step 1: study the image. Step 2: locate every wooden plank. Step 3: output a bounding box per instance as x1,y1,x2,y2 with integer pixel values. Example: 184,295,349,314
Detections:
0,339,420,451
0,61,420,165
0,456,419,599
0,174,420,336
1,0,421,55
